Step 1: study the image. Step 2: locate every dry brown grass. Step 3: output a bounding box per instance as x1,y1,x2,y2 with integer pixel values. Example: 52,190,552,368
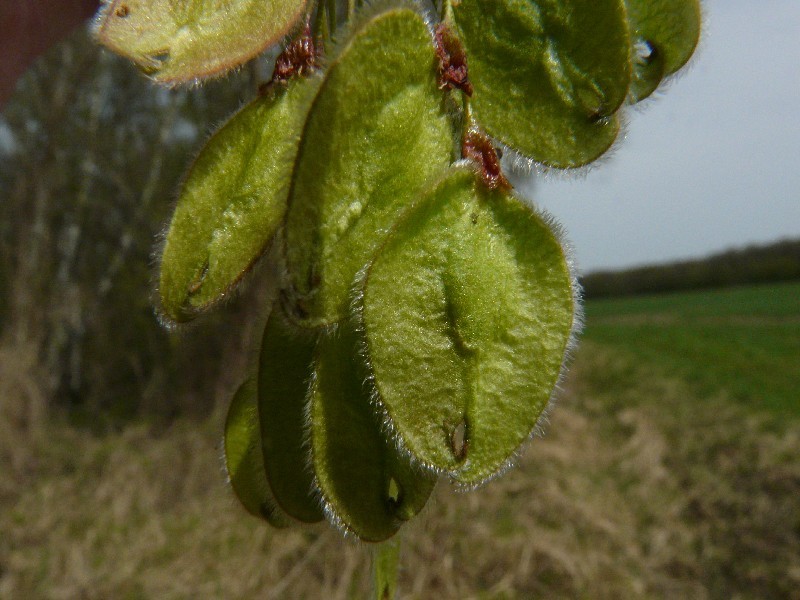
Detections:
0,343,47,502
1,341,799,599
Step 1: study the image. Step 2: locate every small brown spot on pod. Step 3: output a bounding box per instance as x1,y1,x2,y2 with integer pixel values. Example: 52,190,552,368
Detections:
446,418,469,462
187,261,209,295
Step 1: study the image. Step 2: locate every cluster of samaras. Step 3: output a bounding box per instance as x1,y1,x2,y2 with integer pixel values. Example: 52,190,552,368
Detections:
96,0,699,541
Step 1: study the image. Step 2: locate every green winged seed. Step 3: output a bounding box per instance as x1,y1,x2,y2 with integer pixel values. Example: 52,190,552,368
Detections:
310,323,437,542
284,6,455,327
94,0,307,84
159,76,320,323
360,166,576,485
258,301,324,523
224,378,290,527
450,0,631,168
625,0,701,101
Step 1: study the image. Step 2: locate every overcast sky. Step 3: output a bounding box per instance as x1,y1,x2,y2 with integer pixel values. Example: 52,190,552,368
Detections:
524,0,800,274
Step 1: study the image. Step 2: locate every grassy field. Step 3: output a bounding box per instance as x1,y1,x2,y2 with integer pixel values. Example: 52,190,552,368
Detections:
585,281,800,416
1,283,798,598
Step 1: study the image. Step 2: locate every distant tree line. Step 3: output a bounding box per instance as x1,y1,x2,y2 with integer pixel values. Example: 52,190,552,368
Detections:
581,238,800,299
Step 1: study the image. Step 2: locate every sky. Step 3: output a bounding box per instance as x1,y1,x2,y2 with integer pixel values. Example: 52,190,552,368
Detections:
521,0,800,274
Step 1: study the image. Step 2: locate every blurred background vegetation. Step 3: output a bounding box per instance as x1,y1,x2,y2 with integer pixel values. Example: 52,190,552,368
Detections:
1,25,798,599
0,26,279,426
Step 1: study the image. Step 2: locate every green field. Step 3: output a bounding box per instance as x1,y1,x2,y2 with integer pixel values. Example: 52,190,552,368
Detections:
583,281,800,417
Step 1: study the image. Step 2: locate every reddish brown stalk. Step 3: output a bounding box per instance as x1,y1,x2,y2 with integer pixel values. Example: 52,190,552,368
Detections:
268,25,318,87
462,127,510,191
434,23,473,96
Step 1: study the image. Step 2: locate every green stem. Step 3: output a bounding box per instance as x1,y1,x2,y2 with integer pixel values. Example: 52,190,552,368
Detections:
311,4,326,41
372,537,402,600
440,0,454,24
326,0,337,35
